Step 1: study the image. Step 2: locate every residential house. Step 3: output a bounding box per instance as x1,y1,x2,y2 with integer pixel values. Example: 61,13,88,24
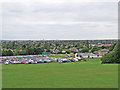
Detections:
104,44,112,47
53,49,59,53
62,49,67,53
94,49,109,56
69,47,78,52
97,43,104,47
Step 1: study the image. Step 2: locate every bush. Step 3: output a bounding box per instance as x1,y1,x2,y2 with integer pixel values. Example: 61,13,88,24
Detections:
101,42,120,63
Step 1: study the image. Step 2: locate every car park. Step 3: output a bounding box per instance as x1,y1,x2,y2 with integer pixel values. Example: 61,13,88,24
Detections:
2,54,81,65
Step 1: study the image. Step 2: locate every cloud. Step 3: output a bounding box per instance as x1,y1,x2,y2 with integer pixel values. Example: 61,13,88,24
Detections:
1,1,118,40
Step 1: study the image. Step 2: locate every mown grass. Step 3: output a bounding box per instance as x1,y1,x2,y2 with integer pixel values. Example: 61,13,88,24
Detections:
2,58,118,88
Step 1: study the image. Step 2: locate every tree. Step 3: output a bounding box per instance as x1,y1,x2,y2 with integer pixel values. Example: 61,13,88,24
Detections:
7,50,14,56
81,47,89,53
26,48,34,55
86,40,89,49
57,50,62,54
101,46,105,49
77,46,83,49
101,42,120,63
18,50,27,55
2,50,7,56
109,43,116,51
34,47,43,54
91,46,97,53
66,50,71,54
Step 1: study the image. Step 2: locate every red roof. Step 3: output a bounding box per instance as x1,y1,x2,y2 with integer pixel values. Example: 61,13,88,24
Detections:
104,44,112,46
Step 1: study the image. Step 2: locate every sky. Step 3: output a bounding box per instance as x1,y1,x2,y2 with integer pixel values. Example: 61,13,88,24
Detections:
1,0,118,40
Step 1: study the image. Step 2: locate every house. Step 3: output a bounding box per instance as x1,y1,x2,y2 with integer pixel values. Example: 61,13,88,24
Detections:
18,49,22,51
62,49,67,53
94,49,109,56
53,49,59,53
50,49,54,52
69,47,78,52
65,45,68,48
91,44,96,47
97,43,104,47
79,49,82,51
62,51,66,53
104,44,112,47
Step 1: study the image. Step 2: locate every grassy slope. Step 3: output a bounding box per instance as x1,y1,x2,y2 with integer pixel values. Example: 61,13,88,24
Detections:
2,59,118,88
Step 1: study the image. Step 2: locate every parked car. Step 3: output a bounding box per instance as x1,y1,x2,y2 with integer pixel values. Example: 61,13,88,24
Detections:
28,59,34,64
37,59,44,63
11,60,20,64
4,60,9,65
58,58,70,63
20,60,25,64
44,59,52,63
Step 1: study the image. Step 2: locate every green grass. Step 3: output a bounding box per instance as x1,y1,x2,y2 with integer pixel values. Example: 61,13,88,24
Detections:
2,58,118,88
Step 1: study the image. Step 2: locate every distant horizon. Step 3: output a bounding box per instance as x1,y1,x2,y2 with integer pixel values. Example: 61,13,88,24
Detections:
1,38,118,41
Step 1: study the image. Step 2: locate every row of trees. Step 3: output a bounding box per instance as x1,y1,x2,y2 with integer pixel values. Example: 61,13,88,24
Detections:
2,47,44,56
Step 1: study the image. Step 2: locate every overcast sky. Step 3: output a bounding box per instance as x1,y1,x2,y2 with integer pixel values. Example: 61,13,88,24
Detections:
1,0,118,40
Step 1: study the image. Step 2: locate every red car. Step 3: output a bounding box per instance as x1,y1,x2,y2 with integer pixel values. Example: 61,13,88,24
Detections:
21,61,25,64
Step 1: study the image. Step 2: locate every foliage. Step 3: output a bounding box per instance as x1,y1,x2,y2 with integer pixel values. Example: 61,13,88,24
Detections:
101,42,120,63
81,47,89,53
1,40,117,56
2,50,14,56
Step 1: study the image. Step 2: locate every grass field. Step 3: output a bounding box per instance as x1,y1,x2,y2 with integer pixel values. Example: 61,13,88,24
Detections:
2,58,118,88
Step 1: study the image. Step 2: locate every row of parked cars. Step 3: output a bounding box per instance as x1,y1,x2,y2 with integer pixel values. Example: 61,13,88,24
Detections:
2,57,79,65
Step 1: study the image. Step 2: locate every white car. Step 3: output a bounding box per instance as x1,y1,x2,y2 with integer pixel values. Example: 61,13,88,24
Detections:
4,60,9,65
58,60,63,63
28,59,34,64
44,59,52,63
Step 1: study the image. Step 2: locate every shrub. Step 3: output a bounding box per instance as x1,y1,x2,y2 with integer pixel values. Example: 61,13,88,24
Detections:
101,42,120,63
